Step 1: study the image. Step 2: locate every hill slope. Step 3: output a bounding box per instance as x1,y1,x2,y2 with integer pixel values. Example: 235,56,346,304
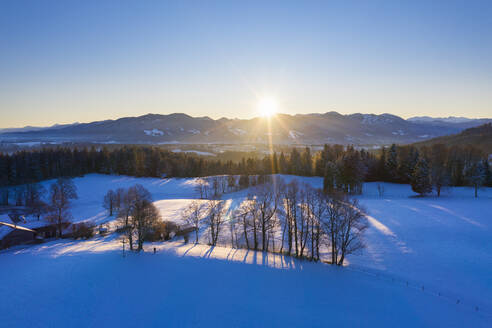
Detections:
1,239,490,328
414,123,492,154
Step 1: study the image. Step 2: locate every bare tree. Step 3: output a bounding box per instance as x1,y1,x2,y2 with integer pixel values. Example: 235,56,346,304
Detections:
114,187,125,213
211,176,221,197
301,184,324,260
248,182,280,252
182,200,205,244
283,180,300,256
336,199,368,265
298,188,311,257
220,176,227,194
126,184,159,251
227,175,237,192
229,207,237,248
117,189,135,250
325,193,345,264
310,189,326,261
234,200,252,249
377,184,385,198
195,179,209,199
103,189,116,216
25,183,47,220
46,178,78,237
206,200,225,246
134,199,160,251
321,193,368,265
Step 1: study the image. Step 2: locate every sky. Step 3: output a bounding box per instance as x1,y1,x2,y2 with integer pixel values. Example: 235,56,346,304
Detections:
1,0,492,128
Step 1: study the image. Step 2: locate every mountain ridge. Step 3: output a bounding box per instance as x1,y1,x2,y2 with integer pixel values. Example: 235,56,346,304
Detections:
1,112,491,146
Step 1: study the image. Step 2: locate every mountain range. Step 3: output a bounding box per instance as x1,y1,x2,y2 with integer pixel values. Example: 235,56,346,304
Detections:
1,112,491,146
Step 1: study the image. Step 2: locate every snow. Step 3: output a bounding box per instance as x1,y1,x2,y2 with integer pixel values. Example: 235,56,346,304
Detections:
13,141,42,147
144,128,164,136
361,114,396,125
408,116,475,124
157,140,180,144
31,174,202,227
392,129,405,136
1,237,490,327
171,149,216,156
187,129,201,134
288,130,304,139
228,127,247,136
0,217,16,239
1,174,492,327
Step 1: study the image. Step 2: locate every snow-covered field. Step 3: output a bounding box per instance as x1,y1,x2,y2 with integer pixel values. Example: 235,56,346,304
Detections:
1,174,491,327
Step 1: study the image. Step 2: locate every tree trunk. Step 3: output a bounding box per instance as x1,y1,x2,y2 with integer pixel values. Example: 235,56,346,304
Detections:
243,215,249,249
280,219,286,254
311,221,314,261
293,214,299,257
253,219,258,250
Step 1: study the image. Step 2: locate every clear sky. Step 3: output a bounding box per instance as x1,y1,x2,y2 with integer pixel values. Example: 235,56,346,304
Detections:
1,0,492,128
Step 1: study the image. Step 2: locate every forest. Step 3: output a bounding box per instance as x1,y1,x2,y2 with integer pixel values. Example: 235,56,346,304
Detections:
0,142,491,206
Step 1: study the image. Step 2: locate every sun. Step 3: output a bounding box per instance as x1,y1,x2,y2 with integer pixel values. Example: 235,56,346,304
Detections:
258,97,278,117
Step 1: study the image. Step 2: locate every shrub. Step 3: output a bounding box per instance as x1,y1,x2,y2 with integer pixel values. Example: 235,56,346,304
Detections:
146,221,179,241
72,222,95,239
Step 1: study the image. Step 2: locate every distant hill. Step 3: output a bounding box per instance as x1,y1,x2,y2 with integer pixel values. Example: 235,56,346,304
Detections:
1,112,491,146
407,116,492,128
413,123,492,154
0,123,79,134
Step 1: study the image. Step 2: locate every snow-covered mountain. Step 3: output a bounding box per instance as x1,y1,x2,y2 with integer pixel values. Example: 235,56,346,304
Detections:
1,112,490,145
0,122,80,134
407,116,491,127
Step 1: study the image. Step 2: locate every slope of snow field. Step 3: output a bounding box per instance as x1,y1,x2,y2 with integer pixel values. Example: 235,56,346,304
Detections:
1,174,491,327
1,237,490,328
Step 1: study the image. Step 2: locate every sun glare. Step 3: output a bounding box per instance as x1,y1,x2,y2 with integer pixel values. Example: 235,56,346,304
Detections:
258,97,278,117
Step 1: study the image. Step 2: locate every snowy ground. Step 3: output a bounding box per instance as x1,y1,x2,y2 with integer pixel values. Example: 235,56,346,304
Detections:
1,238,490,328
1,174,491,327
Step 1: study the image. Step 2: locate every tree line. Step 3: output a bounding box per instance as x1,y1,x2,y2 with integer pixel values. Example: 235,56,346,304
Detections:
369,144,492,196
1,143,491,204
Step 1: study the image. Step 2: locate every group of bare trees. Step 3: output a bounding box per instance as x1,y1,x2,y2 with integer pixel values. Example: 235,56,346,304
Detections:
181,199,227,246
184,176,368,265
240,179,368,265
104,185,160,251
45,178,79,237
195,176,232,199
194,174,273,200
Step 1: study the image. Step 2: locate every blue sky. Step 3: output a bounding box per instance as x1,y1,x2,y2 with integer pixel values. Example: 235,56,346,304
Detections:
1,0,491,127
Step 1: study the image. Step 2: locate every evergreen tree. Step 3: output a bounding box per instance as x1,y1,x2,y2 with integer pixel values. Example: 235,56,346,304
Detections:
323,161,338,194
411,158,433,196
385,144,399,182
465,161,486,198
301,147,312,176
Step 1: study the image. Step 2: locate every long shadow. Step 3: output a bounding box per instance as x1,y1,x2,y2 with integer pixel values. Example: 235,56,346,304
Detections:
242,249,250,263
182,243,198,257
231,248,240,261
252,249,258,265
204,245,215,258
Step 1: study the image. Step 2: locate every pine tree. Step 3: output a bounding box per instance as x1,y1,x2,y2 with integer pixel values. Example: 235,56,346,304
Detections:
323,161,338,194
465,161,486,198
385,144,398,182
411,158,432,196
